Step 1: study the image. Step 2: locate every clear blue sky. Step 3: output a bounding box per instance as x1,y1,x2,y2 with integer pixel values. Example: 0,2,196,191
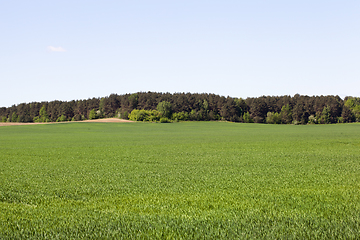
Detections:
1,1,359,107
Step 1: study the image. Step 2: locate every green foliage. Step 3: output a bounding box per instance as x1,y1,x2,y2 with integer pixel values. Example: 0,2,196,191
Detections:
341,106,355,123
157,101,172,119
320,106,331,124
354,105,360,122
34,106,51,122
189,109,197,121
11,112,18,122
89,109,97,120
337,116,344,123
344,97,360,122
203,99,209,111
99,97,105,114
71,114,84,121
33,116,40,123
128,109,161,122
242,112,253,123
1,92,357,124
39,106,47,119
128,109,146,121
209,110,221,120
116,109,129,120
0,123,359,238
280,104,292,124
159,117,171,123
234,98,247,115
1,116,7,122
56,115,67,122
344,97,360,108
128,93,139,109
171,112,189,121
121,111,129,120
265,112,281,124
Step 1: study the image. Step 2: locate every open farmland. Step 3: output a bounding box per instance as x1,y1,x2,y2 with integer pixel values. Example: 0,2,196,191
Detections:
0,122,360,239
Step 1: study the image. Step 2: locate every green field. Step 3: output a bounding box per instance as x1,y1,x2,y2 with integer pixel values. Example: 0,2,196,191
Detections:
0,122,360,239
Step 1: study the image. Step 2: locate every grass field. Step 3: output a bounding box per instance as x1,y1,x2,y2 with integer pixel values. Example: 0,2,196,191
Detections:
0,122,360,239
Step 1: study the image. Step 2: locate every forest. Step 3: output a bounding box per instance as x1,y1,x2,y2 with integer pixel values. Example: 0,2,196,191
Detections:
1,92,359,124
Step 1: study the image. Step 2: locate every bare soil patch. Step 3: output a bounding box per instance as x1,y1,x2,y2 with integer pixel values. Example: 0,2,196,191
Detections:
81,118,133,123
0,118,133,126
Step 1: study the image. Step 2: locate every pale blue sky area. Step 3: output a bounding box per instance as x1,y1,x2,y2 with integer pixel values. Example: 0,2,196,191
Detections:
1,1,359,107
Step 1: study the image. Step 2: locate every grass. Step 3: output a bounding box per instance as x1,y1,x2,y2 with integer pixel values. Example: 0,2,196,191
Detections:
0,122,360,239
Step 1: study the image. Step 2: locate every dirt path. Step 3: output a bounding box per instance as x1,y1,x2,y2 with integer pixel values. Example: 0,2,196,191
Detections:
0,118,133,126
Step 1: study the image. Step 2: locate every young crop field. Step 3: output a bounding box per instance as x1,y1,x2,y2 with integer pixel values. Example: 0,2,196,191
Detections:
0,122,359,239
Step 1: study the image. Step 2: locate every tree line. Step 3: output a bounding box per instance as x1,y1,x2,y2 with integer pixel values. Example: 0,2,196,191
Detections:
1,92,359,124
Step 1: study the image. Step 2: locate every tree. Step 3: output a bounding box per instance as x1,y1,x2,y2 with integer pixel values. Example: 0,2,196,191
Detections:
128,93,139,110
39,106,50,122
56,115,67,122
292,102,309,124
235,98,248,113
243,112,253,123
99,97,106,115
320,106,331,124
280,104,292,124
341,106,355,123
0,92,352,125
248,98,267,123
266,112,281,124
344,97,360,122
157,101,172,119
33,109,49,122
189,109,197,121
220,98,239,121
11,112,18,122
89,109,97,119
61,102,75,120
203,99,209,112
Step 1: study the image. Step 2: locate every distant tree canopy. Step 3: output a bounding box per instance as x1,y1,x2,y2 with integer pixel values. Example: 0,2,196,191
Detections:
157,101,172,119
0,92,359,124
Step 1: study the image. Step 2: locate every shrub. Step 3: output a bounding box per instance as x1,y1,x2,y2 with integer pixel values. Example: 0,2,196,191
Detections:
337,117,344,123
160,117,171,123
172,112,188,121
128,110,145,121
128,109,161,122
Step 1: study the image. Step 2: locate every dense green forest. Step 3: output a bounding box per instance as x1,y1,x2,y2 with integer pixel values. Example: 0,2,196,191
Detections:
1,92,360,124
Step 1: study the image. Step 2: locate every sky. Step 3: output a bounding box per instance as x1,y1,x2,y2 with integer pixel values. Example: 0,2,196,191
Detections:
1,1,360,107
